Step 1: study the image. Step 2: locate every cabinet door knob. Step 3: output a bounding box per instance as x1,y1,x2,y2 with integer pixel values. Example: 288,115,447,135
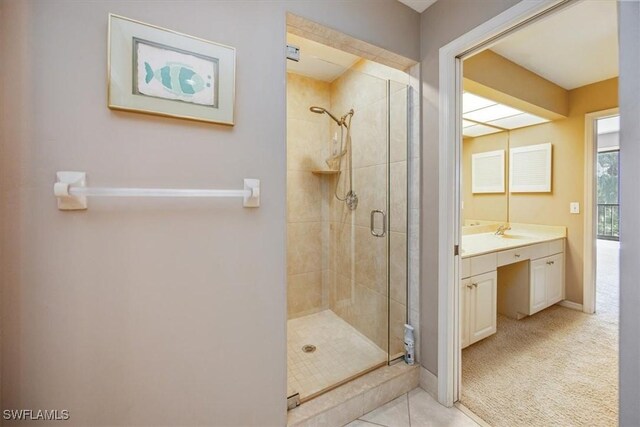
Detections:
514,254,521,258
467,284,473,289
472,283,478,287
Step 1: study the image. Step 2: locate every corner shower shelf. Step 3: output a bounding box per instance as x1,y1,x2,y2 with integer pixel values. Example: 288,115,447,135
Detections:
311,170,341,176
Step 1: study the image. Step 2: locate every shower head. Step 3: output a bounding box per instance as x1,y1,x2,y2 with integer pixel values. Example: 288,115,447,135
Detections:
309,106,343,126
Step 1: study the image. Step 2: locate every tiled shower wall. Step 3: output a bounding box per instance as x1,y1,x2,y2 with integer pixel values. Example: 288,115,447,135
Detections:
286,73,331,319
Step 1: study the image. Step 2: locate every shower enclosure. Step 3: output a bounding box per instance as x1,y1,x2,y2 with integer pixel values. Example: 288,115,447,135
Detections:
286,49,409,404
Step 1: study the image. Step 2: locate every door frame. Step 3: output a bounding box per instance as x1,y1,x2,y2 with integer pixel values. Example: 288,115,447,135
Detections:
437,0,574,406
583,108,620,315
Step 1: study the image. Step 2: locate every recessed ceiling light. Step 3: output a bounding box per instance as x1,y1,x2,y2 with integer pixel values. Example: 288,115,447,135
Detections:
463,124,503,137
487,113,549,129
463,104,523,123
462,93,496,114
462,92,556,136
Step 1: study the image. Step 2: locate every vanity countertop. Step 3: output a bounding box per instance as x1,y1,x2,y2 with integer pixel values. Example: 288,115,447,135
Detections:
461,223,567,259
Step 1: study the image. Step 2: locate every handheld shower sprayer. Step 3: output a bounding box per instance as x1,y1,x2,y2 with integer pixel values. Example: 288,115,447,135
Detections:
309,105,357,210
309,106,354,128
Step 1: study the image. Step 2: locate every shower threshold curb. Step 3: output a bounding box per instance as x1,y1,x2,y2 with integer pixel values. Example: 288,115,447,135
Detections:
287,362,419,427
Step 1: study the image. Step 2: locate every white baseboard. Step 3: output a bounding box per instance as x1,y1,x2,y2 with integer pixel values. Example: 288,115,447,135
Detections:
419,366,438,397
559,300,583,311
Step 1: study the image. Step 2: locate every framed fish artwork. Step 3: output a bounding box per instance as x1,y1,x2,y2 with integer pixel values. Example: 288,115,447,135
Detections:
108,14,235,125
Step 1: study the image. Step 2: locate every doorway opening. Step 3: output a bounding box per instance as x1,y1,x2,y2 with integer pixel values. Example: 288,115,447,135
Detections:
595,114,620,320
438,0,619,425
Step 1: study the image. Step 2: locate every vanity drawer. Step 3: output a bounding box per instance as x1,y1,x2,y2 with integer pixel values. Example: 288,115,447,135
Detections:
529,242,550,260
470,253,497,276
548,239,564,255
497,246,530,267
461,258,471,279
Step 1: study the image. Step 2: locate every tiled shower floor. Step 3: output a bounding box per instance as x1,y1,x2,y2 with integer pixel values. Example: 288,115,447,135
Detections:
287,310,387,401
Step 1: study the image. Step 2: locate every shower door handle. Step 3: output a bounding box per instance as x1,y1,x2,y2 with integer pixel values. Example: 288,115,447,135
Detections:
370,210,386,237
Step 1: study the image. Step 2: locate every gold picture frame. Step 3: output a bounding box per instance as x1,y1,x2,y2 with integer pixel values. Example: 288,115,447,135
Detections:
108,14,236,125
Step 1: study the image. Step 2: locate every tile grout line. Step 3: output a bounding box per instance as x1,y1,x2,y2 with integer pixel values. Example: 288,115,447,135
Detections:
406,392,412,427
354,419,387,427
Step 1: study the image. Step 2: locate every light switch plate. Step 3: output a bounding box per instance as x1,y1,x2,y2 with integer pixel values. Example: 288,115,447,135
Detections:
570,202,580,214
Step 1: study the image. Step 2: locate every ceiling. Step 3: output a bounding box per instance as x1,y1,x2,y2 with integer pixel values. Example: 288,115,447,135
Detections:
396,0,437,12
286,33,360,82
490,0,618,90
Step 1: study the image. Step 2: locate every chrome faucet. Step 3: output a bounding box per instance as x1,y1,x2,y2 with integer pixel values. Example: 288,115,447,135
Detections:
495,224,511,236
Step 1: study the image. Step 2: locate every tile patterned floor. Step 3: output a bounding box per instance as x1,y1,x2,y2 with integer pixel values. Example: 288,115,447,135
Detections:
345,388,480,427
288,310,387,400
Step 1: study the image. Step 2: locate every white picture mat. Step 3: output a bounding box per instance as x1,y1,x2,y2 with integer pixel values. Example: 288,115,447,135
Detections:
108,14,235,125
472,149,505,193
509,142,552,192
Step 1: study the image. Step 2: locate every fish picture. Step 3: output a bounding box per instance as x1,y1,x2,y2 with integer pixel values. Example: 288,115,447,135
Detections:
134,39,218,107
144,62,211,96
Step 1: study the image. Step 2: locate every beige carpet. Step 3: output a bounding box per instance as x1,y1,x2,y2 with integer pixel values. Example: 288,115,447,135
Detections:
461,240,619,427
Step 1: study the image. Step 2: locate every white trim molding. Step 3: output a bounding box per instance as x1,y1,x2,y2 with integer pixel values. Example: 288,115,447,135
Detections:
583,108,619,315
437,0,570,407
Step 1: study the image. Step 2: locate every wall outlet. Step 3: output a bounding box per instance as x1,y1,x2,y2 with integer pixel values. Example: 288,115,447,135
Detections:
570,202,580,214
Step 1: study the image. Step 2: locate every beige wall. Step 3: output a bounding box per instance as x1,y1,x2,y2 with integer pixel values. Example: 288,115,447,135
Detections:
0,1,419,425
462,77,618,305
286,73,330,319
509,78,618,304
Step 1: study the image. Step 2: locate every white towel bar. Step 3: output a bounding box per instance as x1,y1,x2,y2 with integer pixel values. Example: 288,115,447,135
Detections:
54,171,260,210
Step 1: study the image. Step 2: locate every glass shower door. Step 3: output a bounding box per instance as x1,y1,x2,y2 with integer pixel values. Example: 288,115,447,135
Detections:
329,65,390,375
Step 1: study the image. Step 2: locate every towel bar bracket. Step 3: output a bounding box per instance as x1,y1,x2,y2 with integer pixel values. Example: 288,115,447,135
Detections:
55,171,88,210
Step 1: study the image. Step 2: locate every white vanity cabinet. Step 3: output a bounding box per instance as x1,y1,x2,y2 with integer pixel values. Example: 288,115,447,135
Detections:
497,238,565,319
461,236,565,348
530,258,548,313
530,252,564,315
461,254,497,349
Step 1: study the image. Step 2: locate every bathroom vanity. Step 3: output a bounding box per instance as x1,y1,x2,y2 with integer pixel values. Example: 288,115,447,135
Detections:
460,224,566,349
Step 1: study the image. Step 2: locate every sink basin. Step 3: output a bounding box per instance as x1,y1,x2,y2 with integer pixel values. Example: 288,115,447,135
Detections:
498,234,530,240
